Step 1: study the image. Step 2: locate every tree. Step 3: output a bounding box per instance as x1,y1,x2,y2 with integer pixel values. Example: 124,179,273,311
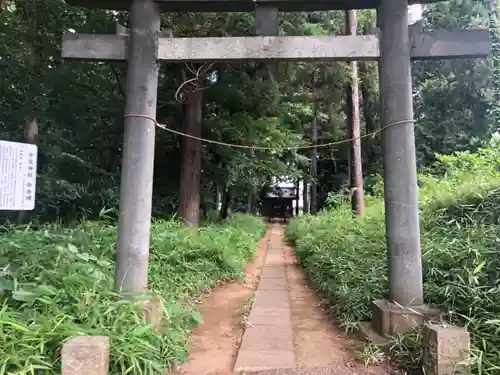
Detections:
0,1,496,224
345,9,365,216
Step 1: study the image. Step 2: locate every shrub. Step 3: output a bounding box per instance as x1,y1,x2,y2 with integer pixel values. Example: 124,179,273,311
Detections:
286,146,500,373
0,214,266,375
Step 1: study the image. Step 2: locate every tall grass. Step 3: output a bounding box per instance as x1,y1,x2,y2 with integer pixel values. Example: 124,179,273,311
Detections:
0,214,266,375
286,146,500,374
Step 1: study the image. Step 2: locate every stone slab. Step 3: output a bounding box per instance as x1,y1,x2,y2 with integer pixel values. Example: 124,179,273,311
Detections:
261,265,287,279
267,245,284,251
254,290,290,309
423,322,470,375
266,251,284,258
258,277,288,290
234,349,296,372
265,252,285,266
62,30,490,62
247,307,292,327
240,325,294,351
268,241,283,247
62,336,109,375
371,299,441,336
266,252,284,258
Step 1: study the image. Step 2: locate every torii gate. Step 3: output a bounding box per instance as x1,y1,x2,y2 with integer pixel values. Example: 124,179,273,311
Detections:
62,0,489,338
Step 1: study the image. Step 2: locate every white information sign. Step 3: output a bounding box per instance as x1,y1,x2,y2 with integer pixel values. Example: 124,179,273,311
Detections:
0,140,38,210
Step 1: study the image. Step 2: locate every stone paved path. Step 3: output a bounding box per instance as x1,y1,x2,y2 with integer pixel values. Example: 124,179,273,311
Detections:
234,224,296,371
234,223,389,375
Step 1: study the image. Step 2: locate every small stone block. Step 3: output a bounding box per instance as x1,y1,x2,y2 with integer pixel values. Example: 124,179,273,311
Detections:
371,299,441,336
423,322,470,375
62,336,109,375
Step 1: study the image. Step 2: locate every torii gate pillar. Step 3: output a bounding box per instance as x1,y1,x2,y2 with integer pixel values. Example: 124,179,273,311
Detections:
363,0,441,340
114,0,160,297
380,0,422,307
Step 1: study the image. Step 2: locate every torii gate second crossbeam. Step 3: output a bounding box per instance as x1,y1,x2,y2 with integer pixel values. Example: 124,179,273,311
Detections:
61,0,490,350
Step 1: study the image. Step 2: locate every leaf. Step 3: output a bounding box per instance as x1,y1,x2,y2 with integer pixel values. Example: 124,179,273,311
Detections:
12,289,36,303
190,310,204,324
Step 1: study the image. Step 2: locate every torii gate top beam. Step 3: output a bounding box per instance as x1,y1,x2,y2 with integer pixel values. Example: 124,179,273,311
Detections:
65,0,444,12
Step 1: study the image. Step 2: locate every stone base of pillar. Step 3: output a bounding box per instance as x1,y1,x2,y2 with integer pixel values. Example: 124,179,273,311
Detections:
372,299,441,336
358,305,471,375
357,299,441,344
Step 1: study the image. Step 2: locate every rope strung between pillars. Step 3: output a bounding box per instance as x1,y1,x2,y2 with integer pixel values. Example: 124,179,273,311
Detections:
123,113,415,152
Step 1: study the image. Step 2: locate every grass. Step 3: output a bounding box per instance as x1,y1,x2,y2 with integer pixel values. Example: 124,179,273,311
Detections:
285,146,500,374
0,213,266,375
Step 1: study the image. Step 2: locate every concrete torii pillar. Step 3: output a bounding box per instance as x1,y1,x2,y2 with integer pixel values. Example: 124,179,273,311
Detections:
114,0,160,297
380,0,423,308
363,0,441,340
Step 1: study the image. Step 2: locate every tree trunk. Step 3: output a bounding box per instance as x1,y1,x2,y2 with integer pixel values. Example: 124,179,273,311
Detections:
18,3,41,225
360,23,380,171
178,88,203,227
302,180,309,214
219,186,232,220
247,188,253,213
310,110,318,214
359,60,377,134
295,178,300,216
17,117,39,225
346,10,366,216
216,182,223,213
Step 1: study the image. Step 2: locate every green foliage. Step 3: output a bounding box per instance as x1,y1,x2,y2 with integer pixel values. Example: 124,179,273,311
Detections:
285,146,500,373
413,0,495,167
488,8,500,129
0,214,266,375
1,0,497,215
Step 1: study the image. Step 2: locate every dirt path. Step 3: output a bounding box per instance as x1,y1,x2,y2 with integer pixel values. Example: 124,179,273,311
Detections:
284,231,390,375
168,231,268,375
170,224,391,375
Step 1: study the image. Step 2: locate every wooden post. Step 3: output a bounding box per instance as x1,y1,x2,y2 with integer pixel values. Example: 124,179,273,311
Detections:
379,0,423,306
178,85,203,227
114,0,160,297
295,179,300,216
310,106,318,214
345,10,365,216
17,118,38,225
302,180,309,214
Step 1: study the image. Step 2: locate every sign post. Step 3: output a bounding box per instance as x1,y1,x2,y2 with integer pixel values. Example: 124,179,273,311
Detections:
0,140,38,211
